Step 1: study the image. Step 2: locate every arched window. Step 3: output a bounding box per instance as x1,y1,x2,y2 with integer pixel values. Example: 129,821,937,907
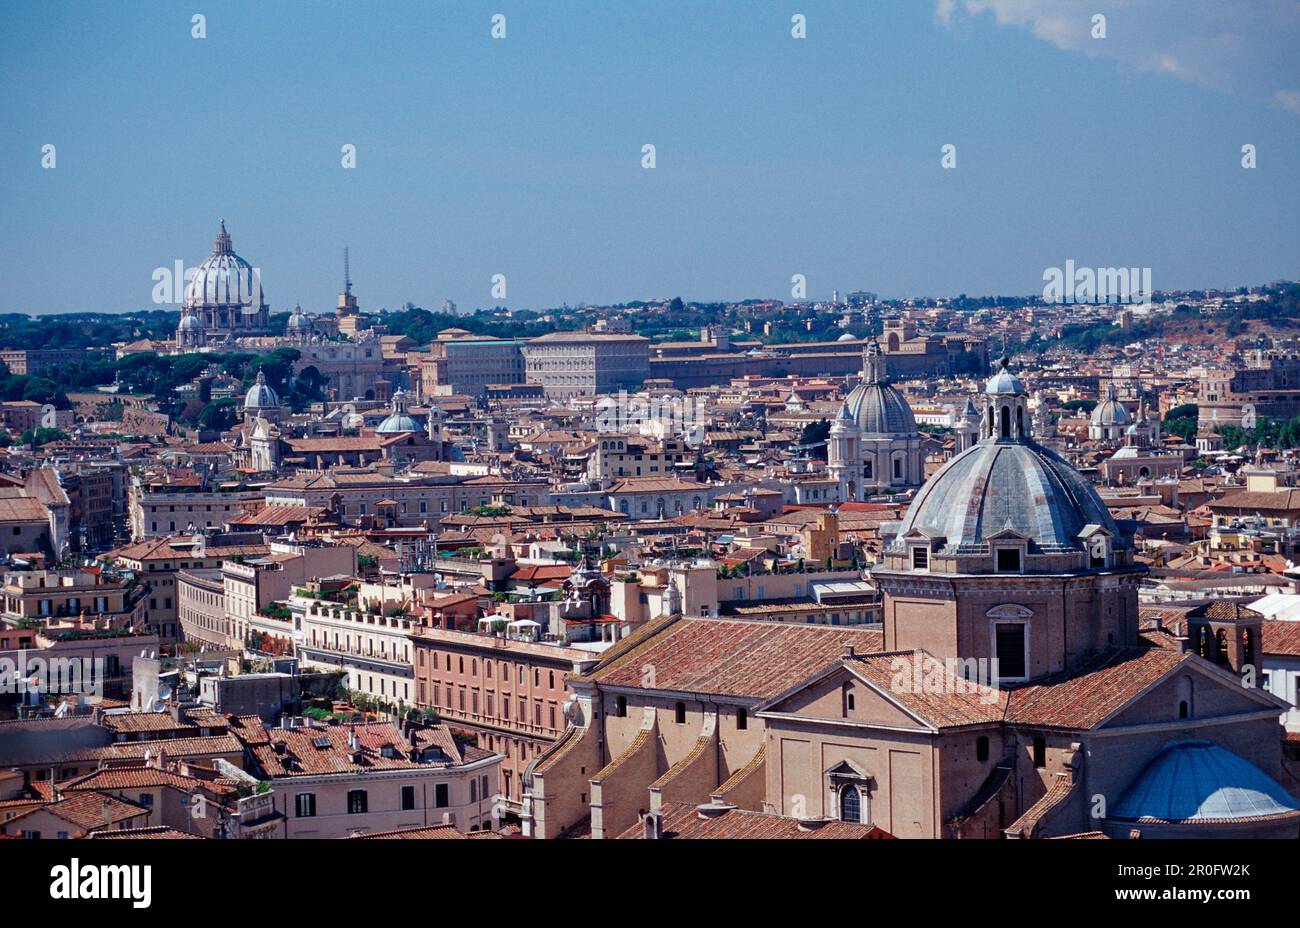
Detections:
1000,405,1011,439
842,683,855,717
839,784,861,823
1015,406,1024,438
1215,629,1229,666
1176,675,1194,720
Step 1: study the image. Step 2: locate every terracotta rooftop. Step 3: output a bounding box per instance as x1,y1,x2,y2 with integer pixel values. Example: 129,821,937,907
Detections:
583,617,883,701
618,800,895,839
1005,648,1201,730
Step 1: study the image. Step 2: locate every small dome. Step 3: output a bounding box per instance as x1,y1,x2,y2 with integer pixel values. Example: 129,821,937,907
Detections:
1113,741,1300,823
837,332,858,342
178,312,203,331
892,440,1124,554
287,304,313,331
841,383,917,436
1092,395,1133,427
244,370,280,410
985,360,1025,396
376,389,421,434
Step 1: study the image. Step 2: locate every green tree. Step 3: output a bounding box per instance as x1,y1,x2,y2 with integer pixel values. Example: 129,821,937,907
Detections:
799,419,831,460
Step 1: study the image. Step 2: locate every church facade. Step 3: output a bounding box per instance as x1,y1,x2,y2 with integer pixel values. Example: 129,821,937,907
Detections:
827,340,924,500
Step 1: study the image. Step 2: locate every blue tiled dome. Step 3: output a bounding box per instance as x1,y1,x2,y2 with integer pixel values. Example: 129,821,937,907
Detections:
1113,741,1300,823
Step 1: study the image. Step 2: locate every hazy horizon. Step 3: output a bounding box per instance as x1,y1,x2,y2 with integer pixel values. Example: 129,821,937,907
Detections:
3,0,1297,316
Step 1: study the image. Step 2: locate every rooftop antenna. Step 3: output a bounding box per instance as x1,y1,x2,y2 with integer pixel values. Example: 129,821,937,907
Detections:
343,247,352,297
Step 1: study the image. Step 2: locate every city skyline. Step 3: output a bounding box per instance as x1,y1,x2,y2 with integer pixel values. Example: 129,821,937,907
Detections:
2,0,1297,315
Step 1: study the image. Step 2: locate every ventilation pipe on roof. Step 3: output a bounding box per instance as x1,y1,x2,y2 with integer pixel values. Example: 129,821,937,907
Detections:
695,801,735,820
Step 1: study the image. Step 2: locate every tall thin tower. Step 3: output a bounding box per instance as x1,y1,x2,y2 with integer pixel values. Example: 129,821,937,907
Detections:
337,246,358,315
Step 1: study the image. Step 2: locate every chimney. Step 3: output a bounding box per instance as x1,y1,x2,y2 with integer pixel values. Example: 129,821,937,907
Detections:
844,644,856,659
642,810,664,840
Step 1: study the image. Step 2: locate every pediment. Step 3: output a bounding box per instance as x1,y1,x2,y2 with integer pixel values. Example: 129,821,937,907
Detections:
986,603,1034,620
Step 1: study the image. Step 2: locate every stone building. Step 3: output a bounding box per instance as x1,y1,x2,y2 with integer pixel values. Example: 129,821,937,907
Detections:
827,339,923,500
523,332,650,401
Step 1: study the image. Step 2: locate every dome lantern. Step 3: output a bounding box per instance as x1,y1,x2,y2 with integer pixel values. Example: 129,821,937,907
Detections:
982,358,1030,442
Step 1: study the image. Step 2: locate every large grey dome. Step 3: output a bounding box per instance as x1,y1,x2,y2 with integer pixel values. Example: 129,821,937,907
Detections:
842,382,917,436
1113,741,1300,823
185,219,265,312
893,438,1123,553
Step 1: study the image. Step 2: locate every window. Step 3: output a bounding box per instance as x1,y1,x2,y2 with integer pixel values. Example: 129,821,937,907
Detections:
995,623,1027,679
995,548,1021,572
401,786,416,811
842,683,855,717
1032,736,1046,768
347,789,368,814
615,696,627,717
435,783,449,808
976,736,989,763
736,707,747,730
839,784,861,823
674,701,686,724
911,547,928,570
295,793,316,817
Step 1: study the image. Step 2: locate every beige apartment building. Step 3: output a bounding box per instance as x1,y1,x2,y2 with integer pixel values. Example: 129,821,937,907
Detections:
0,568,142,629
298,599,421,707
411,625,592,820
177,541,356,650
106,535,271,643
247,720,503,837
523,332,650,400
129,482,263,540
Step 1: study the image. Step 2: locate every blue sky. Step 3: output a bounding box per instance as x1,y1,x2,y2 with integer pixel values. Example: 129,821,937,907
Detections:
1,0,1296,315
